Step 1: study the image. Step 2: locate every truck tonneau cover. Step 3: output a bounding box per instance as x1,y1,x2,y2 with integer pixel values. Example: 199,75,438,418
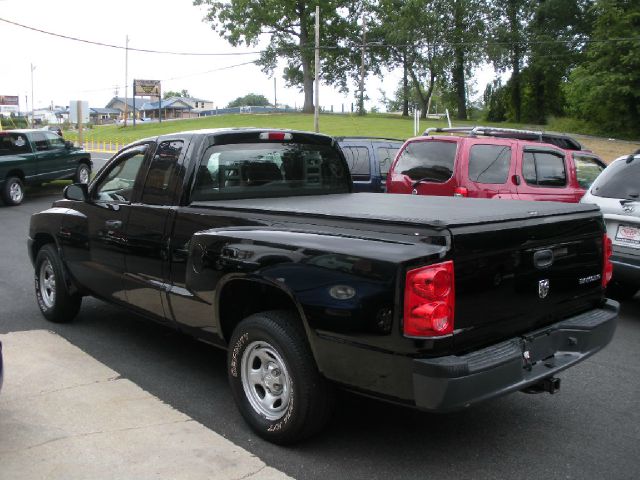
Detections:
195,193,601,228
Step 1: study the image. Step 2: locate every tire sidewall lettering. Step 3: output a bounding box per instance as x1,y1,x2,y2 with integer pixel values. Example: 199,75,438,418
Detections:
230,332,249,378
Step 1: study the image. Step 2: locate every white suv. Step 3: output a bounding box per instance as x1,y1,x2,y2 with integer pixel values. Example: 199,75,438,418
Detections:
581,153,640,300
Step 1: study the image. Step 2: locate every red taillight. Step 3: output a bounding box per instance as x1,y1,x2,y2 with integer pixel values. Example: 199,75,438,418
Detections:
404,261,455,337
602,234,613,288
454,187,468,197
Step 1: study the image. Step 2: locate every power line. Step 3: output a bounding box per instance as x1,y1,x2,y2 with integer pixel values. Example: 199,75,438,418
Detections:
0,16,262,56
69,60,260,95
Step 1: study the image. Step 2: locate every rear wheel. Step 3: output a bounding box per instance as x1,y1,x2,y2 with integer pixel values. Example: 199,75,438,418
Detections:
34,244,81,322
2,176,24,205
227,310,334,444
75,163,91,184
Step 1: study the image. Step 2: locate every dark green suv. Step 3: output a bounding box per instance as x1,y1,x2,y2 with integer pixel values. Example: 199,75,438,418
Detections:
0,130,92,205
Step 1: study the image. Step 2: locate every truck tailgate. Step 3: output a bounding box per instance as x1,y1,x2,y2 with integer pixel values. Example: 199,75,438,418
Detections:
450,211,606,353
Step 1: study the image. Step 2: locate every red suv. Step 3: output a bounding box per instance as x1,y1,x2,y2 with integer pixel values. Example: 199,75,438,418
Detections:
387,127,606,202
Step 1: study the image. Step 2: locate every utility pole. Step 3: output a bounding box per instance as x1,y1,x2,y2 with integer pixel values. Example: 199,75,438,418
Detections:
124,35,129,127
358,15,367,116
30,63,36,128
273,77,277,110
314,5,320,132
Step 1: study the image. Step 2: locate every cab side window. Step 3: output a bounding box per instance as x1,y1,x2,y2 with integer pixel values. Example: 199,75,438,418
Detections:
45,132,65,149
31,132,50,152
93,148,147,203
141,140,183,205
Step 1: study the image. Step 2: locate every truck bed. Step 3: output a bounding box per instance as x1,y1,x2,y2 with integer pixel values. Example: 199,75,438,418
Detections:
194,193,601,228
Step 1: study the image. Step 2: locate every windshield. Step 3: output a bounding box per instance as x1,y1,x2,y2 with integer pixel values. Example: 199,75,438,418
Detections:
591,156,640,200
192,142,350,201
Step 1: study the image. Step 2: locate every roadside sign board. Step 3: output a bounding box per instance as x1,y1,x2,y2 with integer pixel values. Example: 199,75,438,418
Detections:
134,80,161,97
0,95,19,106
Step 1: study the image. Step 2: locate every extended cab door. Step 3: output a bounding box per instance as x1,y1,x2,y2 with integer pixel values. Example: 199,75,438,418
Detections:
516,146,577,202
121,139,187,322
61,145,149,302
31,131,72,181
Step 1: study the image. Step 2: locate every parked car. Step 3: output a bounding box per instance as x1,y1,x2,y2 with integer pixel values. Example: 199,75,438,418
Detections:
337,136,403,192
581,153,640,299
29,128,617,444
387,126,606,202
0,130,92,206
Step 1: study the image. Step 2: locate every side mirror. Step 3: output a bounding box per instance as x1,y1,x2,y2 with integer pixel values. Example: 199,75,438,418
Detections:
63,183,89,202
65,140,74,149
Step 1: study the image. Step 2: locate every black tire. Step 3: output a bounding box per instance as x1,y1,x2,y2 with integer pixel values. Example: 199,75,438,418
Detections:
2,176,24,206
34,244,82,323
606,281,639,301
227,310,335,444
74,163,91,184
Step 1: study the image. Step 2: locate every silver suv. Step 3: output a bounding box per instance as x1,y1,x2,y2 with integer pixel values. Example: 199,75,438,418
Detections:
581,153,640,299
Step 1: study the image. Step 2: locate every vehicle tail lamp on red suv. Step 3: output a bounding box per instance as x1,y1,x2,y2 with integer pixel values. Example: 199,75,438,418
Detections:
404,261,455,337
602,234,613,288
453,187,468,197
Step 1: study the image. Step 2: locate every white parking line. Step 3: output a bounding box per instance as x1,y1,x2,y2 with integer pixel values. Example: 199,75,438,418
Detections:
0,330,292,480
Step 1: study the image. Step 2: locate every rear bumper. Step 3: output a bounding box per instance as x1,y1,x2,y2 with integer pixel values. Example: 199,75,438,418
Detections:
412,299,618,412
612,250,640,286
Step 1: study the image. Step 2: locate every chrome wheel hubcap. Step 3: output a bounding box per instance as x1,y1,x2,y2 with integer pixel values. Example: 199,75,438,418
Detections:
79,167,89,184
241,341,291,420
39,259,56,309
10,182,23,203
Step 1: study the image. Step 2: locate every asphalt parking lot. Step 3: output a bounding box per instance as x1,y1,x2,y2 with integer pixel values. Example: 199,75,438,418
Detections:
1,189,639,480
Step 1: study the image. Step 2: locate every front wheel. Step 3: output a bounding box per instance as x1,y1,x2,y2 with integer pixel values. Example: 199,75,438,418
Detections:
75,163,91,184
227,310,334,444
2,176,24,205
34,244,81,322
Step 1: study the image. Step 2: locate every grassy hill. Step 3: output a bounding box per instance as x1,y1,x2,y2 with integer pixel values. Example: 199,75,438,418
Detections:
66,113,640,162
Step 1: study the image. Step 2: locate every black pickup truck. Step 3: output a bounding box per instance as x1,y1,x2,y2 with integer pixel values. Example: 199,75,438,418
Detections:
28,128,618,444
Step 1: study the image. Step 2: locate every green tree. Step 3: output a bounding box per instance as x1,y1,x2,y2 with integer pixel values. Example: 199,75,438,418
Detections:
446,0,486,120
373,0,451,119
565,0,640,136
163,89,191,99
488,0,535,122
194,0,361,113
520,0,593,124
227,93,271,107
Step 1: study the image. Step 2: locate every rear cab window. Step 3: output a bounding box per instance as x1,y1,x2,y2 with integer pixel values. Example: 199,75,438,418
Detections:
192,136,350,201
393,140,457,183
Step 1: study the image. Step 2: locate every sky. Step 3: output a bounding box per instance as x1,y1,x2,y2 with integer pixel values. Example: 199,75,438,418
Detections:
0,0,493,113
